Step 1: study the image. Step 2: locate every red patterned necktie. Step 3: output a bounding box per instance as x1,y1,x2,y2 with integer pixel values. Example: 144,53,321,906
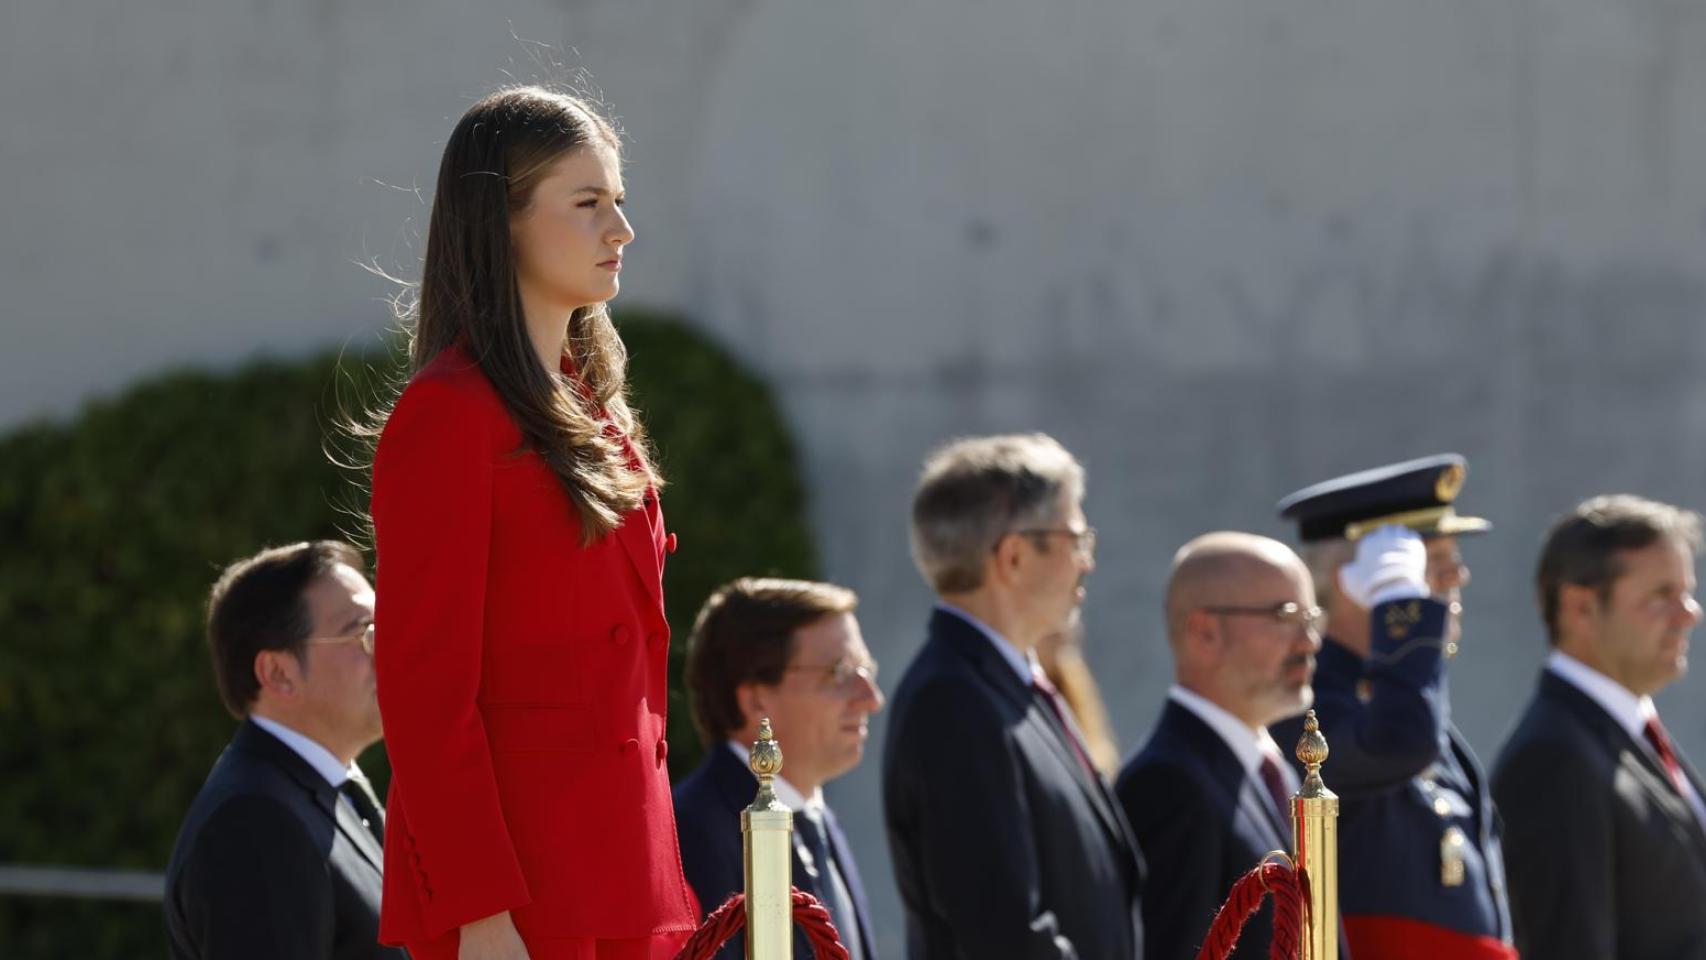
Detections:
1644,716,1689,796
1259,755,1293,824
1031,672,1098,780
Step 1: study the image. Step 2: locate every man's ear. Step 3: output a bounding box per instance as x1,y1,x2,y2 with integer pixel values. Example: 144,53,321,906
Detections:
1184,609,1222,660
1558,582,1601,633
735,681,770,732
990,532,1026,587
253,648,302,699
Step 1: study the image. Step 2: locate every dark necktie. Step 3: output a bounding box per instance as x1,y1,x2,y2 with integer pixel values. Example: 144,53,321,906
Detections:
1031,672,1098,780
797,809,863,960
1644,716,1690,797
1259,755,1293,827
340,776,386,848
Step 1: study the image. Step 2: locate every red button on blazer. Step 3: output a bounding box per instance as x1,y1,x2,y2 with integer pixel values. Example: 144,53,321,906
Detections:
371,345,696,946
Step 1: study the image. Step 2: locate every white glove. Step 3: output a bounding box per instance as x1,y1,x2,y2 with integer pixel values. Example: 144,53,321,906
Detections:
1337,524,1428,608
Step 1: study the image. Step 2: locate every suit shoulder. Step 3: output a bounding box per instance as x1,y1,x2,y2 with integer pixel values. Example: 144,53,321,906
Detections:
376,356,514,473
672,764,740,834
389,351,507,431
1115,751,1216,819
1494,705,1610,794
884,663,1020,783
889,659,1009,729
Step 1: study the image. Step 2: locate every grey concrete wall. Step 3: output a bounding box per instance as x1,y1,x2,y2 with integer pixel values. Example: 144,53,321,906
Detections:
7,0,1706,952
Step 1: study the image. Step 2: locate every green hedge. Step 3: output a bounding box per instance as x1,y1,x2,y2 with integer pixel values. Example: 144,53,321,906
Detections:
0,312,817,957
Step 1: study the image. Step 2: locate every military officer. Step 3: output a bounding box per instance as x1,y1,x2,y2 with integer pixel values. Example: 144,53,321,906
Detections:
1270,454,1516,960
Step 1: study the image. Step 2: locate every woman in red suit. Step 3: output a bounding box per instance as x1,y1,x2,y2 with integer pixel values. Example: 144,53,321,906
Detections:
369,87,697,960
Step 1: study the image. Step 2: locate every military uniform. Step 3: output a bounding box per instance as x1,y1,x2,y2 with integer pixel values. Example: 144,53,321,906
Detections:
1270,455,1517,960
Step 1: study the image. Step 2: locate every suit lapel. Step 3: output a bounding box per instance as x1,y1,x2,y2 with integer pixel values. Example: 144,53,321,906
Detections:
1674,752,1706,861
1241,780,1290,850
613,501,664,613
1163,701,1289,850
333,792,386,872
932,610,1133,855
235,721,384,873
822,809,875,960
1542,672,1706,860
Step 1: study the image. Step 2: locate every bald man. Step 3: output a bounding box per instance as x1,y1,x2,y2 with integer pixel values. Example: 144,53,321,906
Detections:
1115,533,1322,960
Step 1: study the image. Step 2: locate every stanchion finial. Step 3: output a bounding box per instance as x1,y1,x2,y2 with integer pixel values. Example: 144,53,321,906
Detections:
1296,709,1330,797
1290,708,1338,960
750,718,786,812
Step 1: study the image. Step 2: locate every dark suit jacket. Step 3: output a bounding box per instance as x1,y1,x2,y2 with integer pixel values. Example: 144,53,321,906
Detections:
673,744,878,960
1492,669,1706,960
883,608,1144,960
1117,700,1292,960
164,720,406,960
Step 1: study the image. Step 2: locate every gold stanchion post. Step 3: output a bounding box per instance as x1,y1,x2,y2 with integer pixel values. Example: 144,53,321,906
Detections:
1291,710,1339,960
743,718,793,960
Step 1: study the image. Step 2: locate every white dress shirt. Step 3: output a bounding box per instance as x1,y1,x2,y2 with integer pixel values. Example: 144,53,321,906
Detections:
1547,650,1706,827
936,601,1037,685
1168,685,1300,795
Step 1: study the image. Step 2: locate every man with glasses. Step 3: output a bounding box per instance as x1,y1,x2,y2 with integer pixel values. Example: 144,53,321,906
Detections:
1271,454,1515,960
165,541,400,960
674,577,884,960
884,433,1143,960
1116,532,1322,960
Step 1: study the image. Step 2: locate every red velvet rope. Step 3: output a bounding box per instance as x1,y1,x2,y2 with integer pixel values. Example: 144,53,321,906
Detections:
674,888,851,960
676,863,1301,960
1192,860,1309,960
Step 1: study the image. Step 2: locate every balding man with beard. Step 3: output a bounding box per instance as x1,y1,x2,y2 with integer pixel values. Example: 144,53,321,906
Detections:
1115,533,1323,960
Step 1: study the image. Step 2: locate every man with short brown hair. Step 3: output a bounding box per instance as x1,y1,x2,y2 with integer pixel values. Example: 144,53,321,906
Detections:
165,540,401,960
1494,495,1706,960
674,577,883,960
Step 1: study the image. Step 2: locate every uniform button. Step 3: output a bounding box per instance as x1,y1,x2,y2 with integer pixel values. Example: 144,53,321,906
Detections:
620,738,640,755
610,624,630,645
665,533,678,554
655,738,669,765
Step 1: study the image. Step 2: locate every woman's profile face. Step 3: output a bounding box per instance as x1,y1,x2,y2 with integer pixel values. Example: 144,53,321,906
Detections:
511,143,634,316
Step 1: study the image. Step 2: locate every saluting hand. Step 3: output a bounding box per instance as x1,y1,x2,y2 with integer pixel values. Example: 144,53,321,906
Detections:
1338,524,1428,609
459,911,531,960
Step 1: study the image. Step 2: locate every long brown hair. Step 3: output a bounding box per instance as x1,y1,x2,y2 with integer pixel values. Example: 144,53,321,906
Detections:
372,86,658,543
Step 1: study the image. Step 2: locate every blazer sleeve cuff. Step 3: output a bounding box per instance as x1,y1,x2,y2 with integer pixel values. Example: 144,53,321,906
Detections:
1368,597,1449,681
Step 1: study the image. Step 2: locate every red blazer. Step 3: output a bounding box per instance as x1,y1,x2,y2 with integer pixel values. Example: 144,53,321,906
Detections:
370,344,696,946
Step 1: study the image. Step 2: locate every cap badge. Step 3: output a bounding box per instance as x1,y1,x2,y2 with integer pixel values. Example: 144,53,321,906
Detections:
1435,463,1466,503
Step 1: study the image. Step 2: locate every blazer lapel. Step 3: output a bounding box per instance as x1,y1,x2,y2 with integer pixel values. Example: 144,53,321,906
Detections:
1674,752,1706,862
613,496,664,613
235,721,384,873
822,809,876,960
1241,780,1290,850
333,792,386,873
1163,701,1289,850
1542,672,1706,858
931,610,1133,854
